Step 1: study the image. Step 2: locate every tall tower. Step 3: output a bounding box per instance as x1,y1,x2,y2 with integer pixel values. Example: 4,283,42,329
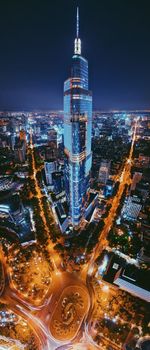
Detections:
64,7,92,228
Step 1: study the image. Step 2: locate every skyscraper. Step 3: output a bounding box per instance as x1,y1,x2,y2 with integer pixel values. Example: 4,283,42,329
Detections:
44,160,57,185
64,7,92,228
46,129,58,160
99,160,111,184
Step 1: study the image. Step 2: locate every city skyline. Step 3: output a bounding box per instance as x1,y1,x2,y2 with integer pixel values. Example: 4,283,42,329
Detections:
0,2,150,350
0,0,150,110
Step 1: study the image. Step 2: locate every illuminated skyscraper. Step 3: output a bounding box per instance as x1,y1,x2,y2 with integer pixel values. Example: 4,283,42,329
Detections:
64,7,92,228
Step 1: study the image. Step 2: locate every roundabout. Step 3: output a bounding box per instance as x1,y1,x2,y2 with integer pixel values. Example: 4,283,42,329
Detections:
49,284,90,341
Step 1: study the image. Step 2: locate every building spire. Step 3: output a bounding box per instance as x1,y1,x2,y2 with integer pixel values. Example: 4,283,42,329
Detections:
74,6,81,55
76,6,79,38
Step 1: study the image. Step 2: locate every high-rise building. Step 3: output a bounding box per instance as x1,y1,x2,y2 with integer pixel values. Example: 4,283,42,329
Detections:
52,171,64,194
19,129,26,143
121,195,142,221
131,172,142,191
14,139,26,163
47,129,57,144
64,7,92,228
46,129,58,160
44,160,57,185
99,160,111,184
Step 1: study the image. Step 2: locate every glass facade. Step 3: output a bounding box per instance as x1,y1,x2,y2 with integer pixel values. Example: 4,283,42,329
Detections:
64,49,92,227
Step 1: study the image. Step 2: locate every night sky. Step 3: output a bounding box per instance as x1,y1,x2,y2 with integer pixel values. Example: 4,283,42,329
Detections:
0,0,150,111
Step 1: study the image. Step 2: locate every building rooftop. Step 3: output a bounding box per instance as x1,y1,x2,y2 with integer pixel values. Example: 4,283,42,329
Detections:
102,252,150,302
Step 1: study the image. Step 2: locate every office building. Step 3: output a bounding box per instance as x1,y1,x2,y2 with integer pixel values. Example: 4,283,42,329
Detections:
52,171,64,194
121,195,142,221
10,134,16,151
99,160,111,184
19,129,26,143
114,266,150,303
44,160,57,185
64,7,92,228
46,129,58,160
131,172,142,191
14,139,26,163
47,129,57,144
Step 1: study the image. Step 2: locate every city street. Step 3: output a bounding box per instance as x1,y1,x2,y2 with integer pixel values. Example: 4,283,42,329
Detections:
29,129,61,269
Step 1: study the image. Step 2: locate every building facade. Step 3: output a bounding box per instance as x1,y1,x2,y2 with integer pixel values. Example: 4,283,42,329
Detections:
47,129,57,144
44,160,57,185
14,139,26,163
46,129,58,160
64,8,92,227
121,195,142,221
99,159,111,184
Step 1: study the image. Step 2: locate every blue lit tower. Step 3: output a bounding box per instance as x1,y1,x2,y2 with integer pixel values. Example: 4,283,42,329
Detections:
64,7,92,228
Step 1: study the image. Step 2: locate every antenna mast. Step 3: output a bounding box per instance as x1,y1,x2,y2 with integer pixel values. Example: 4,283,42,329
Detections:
74,7,81,55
